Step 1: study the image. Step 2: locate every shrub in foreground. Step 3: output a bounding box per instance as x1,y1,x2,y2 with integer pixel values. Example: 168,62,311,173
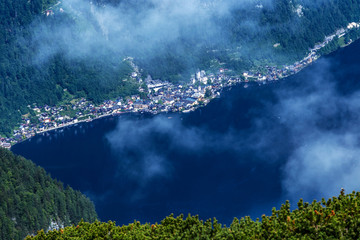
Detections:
26,190,360,239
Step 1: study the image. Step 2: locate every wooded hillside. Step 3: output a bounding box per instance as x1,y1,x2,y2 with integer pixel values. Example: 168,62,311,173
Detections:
0,148,97,240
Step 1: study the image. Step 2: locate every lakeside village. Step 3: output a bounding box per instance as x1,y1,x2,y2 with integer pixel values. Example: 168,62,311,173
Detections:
1,22,360,149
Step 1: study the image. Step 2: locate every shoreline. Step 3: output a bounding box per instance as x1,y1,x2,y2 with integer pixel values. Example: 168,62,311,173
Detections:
3,22,360,149
12,112,118,145
9,56,313,148
0,58,337,149
8,81,278,147
11,84,237,147
11,102,202,146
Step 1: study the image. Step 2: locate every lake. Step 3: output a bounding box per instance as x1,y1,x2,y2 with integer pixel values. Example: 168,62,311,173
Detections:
12,40,360,225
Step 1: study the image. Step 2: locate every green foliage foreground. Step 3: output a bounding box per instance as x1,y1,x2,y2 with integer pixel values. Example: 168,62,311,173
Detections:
27,190,360,239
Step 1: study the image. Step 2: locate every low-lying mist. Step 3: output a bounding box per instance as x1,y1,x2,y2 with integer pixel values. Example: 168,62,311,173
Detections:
105,52,360,213
28,0,286,73
23,0,345,82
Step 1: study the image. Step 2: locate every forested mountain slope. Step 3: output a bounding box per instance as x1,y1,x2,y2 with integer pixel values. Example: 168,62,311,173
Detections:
27,190,360,239
0,0,137,136
1,0,360,135
0,148,97,240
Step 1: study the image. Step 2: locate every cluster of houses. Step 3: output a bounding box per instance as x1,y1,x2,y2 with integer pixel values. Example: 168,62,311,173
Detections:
312,21,360,52
0,64,290,147
241,51,318,83
44,1,63,16
2,22,360,148
0,68,242,146
0,139,11,149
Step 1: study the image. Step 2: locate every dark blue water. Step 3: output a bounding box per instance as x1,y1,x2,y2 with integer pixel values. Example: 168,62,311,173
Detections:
12,40,360,225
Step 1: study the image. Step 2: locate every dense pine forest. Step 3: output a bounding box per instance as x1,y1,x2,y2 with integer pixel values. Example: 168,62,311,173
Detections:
0,148,97,240
26,190,360,239
0,0,138,136
1,0,360,136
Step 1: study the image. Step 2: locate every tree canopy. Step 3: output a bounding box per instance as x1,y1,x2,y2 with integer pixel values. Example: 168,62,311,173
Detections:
0,148,97,240
26,190,360,239
1,0,360,136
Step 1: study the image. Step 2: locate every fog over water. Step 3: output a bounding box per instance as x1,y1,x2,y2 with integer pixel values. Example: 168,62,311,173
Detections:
12,40,360,224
